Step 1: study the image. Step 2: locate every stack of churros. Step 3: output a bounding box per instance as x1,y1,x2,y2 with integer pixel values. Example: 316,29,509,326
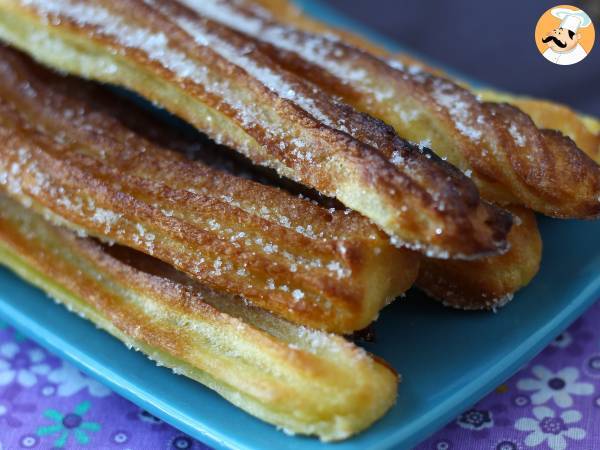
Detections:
0,0,598,441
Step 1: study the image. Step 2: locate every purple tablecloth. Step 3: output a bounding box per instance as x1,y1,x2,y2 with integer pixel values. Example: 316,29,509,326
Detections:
0,299,598,449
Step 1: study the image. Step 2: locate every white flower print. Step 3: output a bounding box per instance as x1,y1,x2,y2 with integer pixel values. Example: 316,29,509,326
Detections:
0,343,49,388
515,406,585,450
47,361,111,397
517,366,594,407
456,409,494,430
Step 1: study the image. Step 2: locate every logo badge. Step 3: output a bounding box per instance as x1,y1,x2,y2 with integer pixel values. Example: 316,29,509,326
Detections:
535,5,595,65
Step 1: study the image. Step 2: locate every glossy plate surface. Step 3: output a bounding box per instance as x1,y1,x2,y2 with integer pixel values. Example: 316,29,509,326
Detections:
1,1,599,449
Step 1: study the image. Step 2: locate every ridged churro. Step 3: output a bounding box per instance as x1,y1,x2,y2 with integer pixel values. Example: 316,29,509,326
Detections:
0,46,419,333
221,0,600,218
359,54,600,165
0,193,397,441
234,0,600,308
476,90,600,165
0,0,513,259
373,54,599,164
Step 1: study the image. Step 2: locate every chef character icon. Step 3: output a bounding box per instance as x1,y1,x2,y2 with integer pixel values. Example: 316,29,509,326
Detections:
541,7,593,65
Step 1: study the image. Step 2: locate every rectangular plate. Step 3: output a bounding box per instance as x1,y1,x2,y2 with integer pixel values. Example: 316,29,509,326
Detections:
1,1,599,449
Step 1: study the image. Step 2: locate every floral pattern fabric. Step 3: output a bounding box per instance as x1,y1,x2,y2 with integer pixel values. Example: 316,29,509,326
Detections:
0,300,598,449
0,321,209,449
418,300,600,450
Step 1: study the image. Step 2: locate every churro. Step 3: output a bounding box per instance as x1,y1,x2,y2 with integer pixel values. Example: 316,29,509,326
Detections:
222,0,600,217
0,193,397,441
0,46,419,333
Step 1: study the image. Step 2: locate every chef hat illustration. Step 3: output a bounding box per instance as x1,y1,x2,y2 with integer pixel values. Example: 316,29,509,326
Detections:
551,7,592,33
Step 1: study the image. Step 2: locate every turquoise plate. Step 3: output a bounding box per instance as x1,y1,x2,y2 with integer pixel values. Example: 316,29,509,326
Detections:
1,1,599,449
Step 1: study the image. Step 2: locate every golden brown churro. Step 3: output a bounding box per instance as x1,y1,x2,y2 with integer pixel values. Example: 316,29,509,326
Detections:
0,0,513,259
227,0,550,309
416,206,542,309
0,193,397,441
476,90,600,165
216,0,600,218
372,56,600,165
228,0,600,308
382,54,599,164
0,46,419,333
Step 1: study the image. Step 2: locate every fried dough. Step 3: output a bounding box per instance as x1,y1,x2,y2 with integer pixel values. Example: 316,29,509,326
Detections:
476,90,600,165
228,0,600,218
0,46,419,333
0,193,397,441
231,0,551,308
416,206,542,309
0,0,513,259
234,0,600,307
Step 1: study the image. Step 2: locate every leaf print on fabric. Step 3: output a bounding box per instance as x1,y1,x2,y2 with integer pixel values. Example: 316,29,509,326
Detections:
0,343,49,388
47,361,111,397
517,366,594,407
36,401,101,448
515,406,585,450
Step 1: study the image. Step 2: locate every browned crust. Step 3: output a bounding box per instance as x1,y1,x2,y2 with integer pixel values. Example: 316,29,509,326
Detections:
360,54,600,167
0,193,398,440
0,46,420,333
416,205,542,309
234,0,600,218
254,0,598,161
219,0,592,307
475,90,600,164
0,0,512,258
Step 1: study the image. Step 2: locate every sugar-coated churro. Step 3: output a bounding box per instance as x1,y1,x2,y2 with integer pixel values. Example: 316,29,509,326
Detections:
0,0,513,259
0,193,397,441
0,46,419,333
230,0,600,218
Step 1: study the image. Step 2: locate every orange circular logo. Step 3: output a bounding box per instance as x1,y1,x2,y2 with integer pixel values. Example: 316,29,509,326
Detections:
535,5,595,65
